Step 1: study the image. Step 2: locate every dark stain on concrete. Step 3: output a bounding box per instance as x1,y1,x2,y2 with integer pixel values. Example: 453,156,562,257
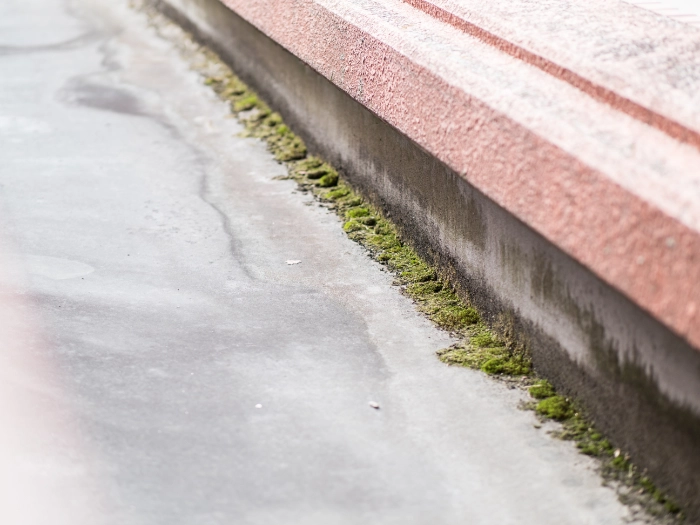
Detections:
60,79,147,116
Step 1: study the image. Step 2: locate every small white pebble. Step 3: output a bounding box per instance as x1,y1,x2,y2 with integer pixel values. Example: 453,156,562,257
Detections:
369,401,380,409
614,449,621,458
286,260,301,265
255,404,262,409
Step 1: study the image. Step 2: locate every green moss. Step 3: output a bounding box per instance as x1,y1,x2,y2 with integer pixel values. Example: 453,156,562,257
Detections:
325,187,349,200
343,197,363,207
529,380,556,399
273,136,307,161
305,167,329,180
637,477,680,513
437,344,502,369
640,476,656,493
295,156,323,170
407,281,443,294
264,112,283,127
431,305,478,331
536,396,574,421
665,499,682,515
343,219,364,233
471,331,497,348
233,94,259,111
437,323,529,375
401,266,436,283
578,437,613,457
346,207,370,218
221,80,247,97
481,355,531,375
317,172,339,187
522,376,681,515
400,274,480,332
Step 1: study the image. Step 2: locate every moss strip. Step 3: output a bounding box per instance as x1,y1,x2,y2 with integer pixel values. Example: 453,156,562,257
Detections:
527,382,683,518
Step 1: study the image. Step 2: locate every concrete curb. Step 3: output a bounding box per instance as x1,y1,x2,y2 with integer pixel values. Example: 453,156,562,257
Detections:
203,0,700,351
151,0,700,518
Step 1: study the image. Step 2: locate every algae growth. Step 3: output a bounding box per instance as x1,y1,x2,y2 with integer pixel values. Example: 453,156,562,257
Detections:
523,380,683,520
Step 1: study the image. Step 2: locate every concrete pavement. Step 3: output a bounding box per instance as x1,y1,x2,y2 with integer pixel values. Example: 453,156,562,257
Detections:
0,0,646,523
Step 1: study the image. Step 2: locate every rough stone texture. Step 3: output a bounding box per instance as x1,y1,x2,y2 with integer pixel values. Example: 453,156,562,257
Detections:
624,0,700,27
402,0,700,148
153,0,700,520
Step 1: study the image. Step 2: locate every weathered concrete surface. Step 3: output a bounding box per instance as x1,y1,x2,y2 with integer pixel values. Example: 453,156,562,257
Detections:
199,0,700,355
0,0,647,523
151,0,700,519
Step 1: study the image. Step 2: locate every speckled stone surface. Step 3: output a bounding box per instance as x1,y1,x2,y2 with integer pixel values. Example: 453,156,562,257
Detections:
403,0,700,145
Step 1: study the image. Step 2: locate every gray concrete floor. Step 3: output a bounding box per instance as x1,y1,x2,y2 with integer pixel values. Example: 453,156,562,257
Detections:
0,1,642,523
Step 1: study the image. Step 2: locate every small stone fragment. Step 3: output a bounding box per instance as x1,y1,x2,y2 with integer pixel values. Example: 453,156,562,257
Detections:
255,404,262,409
286,260,301,265
369,401,380,409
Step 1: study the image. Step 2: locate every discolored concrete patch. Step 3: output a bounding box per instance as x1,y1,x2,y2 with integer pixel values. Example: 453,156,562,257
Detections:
60,79,147,116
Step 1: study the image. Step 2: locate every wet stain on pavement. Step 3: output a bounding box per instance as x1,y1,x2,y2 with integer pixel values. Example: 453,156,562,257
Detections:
59,78,147,116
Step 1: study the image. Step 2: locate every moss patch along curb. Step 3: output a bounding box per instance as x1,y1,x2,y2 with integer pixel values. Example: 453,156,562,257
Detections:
143,7,685,522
